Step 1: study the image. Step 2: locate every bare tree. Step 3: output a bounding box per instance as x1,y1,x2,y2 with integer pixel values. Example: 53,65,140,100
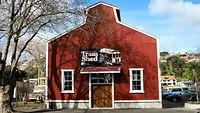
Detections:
20,38,46,78
0,0,85,112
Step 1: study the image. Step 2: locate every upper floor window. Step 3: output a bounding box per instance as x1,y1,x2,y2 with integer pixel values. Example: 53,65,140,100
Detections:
129,68,144,93
61,69,74,93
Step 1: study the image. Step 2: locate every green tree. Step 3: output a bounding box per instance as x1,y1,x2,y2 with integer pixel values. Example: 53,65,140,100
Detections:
160,62,170,75
186,62,200,102
167,56,185,79
25,66,37,78
160,52,169,57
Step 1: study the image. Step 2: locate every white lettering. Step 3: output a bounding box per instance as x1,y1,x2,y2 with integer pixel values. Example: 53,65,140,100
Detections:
81,51,98,62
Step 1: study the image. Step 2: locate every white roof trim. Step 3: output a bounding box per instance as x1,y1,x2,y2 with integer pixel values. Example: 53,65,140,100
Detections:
47,23,85,43
48,2,158,43
112,7,158,40
85,2,119,11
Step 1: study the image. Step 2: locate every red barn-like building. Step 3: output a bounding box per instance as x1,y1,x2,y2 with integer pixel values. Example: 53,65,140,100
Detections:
46,2,162,109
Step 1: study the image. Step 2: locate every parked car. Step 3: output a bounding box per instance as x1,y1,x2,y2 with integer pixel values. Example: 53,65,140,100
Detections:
162,86,184,100
29,85,46,103
162,86,197,102
165,87,185,102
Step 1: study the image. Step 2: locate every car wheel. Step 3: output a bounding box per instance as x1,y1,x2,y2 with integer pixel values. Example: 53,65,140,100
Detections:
172,97,177,102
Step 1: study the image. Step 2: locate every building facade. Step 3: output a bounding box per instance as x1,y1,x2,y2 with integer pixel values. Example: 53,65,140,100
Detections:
46,2,161,109
161,75,177,86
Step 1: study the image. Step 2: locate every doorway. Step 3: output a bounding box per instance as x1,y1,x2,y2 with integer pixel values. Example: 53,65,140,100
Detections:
90,73,113,108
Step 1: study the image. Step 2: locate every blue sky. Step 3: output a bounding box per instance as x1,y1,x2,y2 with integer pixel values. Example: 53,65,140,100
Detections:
87,0,200,53
1,0,200,53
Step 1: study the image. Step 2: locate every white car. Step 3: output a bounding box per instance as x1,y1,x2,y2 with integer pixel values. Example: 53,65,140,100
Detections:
29,85,46,102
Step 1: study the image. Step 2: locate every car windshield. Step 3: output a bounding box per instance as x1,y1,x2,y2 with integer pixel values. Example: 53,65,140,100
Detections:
182,88,188,90
171,88,182,92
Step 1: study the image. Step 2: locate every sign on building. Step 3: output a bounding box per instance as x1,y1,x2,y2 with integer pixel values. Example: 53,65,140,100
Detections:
80,48,121,66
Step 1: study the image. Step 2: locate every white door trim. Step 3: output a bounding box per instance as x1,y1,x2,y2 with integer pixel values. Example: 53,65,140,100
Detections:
89,74,91,108
89,73,114,109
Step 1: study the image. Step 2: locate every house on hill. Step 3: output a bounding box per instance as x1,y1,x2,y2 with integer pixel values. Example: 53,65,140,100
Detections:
46,2,161,109
160,75,177,86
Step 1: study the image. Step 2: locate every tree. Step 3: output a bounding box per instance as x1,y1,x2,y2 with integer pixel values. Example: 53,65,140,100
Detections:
167,56,185,79
19,38,46,79
186,62,200,102
0,0,85,112
160,51,169,57
160,62,170,75
23,66,37,78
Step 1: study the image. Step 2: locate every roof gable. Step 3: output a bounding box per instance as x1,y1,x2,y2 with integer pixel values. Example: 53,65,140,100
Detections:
48,2,158,43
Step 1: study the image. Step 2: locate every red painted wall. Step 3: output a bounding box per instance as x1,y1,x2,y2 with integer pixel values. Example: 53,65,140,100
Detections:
48,3,159,101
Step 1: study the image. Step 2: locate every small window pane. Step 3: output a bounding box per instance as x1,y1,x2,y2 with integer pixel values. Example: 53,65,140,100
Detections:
64,86,72,90
136,81,141,85
64,71,72,76
137,70,140,75
137,86,141,90
64,81,72,85
65,76,72,80
133,75,136,80
132,71,136,75
91,79,98,83
99,79,104,83
68,71,72,75
137,75,141,80
132,81,136,85
91,74,112,84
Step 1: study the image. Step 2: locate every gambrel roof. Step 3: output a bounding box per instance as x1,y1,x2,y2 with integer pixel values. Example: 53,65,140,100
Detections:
48,2,158,43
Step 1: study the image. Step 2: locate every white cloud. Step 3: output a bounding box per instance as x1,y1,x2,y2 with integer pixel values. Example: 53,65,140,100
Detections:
149,0,200,31
159,34,200,53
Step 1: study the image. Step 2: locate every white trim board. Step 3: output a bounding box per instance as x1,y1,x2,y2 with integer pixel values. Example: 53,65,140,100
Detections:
114,100,161,103
47,100,89,103
80,71,120,74
89,74,91,108
89,73,114,109
129,68,144,94
47,99,161,103
45,43,49,101
61,69,75,93
85,2,119,11
157,38,162,102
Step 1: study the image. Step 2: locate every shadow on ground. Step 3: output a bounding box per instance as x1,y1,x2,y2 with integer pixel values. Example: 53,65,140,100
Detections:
16,109,62,113
162,100,185,108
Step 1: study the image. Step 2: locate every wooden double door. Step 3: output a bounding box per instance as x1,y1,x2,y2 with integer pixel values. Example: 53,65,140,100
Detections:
91,84,112,108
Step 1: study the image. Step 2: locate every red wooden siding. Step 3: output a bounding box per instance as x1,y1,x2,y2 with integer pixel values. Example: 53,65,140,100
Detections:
48,3,159,101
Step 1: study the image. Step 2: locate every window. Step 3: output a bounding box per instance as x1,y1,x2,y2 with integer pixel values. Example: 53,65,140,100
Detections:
91,73,112,84
168,83,172,85
129,68,144,93
61,69,74,93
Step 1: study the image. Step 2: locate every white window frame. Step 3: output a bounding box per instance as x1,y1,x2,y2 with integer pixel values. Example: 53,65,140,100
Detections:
61,69,74,93
129,68,144,93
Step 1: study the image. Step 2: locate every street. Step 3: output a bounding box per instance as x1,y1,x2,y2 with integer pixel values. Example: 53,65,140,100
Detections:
16,100,200,113
18,108,199,113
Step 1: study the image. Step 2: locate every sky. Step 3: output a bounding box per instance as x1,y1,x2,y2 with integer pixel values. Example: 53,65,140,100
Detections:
87,0,200,53
1,0,200,54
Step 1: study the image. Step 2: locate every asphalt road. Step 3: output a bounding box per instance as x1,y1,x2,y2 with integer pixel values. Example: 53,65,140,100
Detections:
16,100,199,113
17,108,199,113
